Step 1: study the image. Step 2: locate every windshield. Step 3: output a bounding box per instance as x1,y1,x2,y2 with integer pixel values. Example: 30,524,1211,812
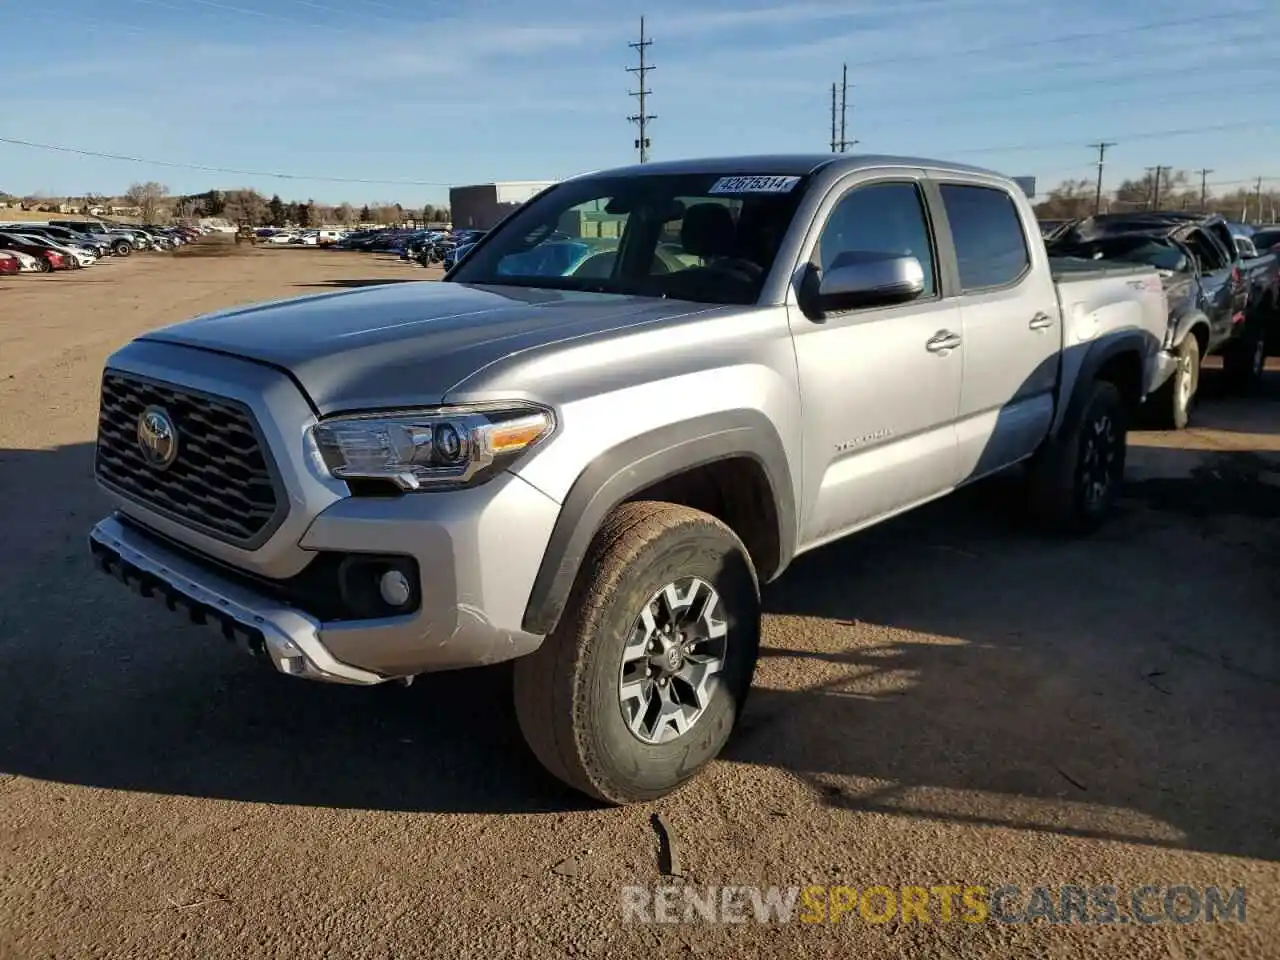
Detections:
1049,234,1188,272
1252,228,1280,249
449,172,810,304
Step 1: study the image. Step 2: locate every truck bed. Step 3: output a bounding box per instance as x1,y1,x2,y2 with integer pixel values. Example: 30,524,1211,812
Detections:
1049,256,1156,283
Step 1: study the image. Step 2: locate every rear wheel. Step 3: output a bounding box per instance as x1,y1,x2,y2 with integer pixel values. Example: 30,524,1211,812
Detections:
513,501,760,804
1026,380,1128,535
112,240,133,257
36,257,52,273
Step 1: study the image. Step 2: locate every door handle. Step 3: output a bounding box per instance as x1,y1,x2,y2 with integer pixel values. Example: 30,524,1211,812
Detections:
926,330,962,353
1029,312,1054,330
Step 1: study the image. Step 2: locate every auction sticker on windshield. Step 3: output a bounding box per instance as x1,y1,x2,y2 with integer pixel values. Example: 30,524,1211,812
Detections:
708,175,801,194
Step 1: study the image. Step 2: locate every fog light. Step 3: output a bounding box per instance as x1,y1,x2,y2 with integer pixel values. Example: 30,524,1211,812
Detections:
379,568,413,608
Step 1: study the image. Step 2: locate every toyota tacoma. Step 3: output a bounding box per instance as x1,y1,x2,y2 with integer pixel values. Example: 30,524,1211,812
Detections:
90,155,1168,803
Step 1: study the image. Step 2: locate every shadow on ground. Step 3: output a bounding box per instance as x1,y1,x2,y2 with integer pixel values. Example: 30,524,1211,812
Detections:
0,381,1276,860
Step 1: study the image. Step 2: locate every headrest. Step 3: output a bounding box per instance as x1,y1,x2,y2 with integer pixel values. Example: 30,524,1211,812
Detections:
681,203,736,258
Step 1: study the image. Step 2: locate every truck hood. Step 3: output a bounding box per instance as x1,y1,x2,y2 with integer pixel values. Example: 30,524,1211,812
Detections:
141,281,719,413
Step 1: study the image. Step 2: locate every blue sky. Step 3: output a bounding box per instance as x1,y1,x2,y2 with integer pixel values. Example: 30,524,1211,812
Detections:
2,0,1276,205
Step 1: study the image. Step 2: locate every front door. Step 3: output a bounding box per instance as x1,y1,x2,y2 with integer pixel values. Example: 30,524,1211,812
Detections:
787,178,963,548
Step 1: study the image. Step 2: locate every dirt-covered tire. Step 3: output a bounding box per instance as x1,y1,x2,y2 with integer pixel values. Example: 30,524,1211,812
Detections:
1025,380,1128,535
1146,336,1199,430
1222,331,1266,393
513,501,761,805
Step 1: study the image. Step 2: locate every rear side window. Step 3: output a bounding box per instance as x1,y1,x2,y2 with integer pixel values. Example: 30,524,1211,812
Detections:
939,184,1031,291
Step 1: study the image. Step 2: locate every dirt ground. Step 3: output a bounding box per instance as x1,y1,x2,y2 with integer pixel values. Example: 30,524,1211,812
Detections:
0,245,1277,959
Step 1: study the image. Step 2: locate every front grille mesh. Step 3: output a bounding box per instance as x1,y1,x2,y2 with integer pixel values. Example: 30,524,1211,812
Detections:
95,372,283,545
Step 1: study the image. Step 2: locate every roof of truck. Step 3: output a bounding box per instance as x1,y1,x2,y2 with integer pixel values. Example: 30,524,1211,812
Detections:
575,154,1005,180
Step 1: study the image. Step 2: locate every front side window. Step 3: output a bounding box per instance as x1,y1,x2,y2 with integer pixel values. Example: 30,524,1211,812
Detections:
813,181,937,298
1183,230,1226,272
450,173,810,305
939,184,1031,291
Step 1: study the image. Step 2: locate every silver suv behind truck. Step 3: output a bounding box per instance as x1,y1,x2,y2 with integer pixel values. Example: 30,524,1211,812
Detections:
89,155,1169,803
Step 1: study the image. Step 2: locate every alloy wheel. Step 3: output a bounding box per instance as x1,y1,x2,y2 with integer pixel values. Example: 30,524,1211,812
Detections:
618,577,729,745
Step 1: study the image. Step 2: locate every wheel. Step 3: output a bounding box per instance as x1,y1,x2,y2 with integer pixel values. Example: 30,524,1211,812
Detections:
36,257,52,273
513,501,760,804
1025,380,1127,535
1222,331,1266,392
112,240,132,257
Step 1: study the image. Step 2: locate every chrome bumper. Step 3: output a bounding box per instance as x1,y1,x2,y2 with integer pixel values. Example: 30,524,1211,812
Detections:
89,515,386,685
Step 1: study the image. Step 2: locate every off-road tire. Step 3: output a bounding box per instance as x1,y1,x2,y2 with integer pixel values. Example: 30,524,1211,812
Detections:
1025,380,1128,535
513,501,761,805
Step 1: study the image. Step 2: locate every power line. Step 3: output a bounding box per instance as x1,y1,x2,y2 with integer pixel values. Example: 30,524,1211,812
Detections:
0,136,454,186
627,16,656,163
954,119,1280,156
825,9,1272,72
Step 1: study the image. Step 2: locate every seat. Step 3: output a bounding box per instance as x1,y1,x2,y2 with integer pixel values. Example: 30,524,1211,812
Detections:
680,203,737,260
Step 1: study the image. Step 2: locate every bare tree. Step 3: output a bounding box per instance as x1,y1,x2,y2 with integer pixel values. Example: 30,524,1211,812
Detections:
125,181,170,223
221,188,269,225
333,203,355,226
1032,179,1094,220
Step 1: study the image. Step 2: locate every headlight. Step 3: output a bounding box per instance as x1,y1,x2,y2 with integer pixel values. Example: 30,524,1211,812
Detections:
307,403,554,492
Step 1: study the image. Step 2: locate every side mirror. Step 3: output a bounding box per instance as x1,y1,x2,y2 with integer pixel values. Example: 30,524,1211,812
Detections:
1234,237,1258,259
810,252,926,314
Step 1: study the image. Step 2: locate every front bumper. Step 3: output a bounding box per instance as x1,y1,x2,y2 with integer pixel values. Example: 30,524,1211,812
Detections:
90,467,561,684
90,515,383,684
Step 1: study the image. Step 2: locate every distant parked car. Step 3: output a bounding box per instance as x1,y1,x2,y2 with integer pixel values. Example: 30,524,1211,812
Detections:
0,233,71,271
0,252,19,276
1,249,42,272
1252,226,1280,254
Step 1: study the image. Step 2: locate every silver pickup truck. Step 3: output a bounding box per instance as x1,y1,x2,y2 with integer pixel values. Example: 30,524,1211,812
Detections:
89,155,1168,803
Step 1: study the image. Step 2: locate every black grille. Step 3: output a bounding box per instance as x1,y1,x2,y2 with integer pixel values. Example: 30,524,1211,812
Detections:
95,372,285,546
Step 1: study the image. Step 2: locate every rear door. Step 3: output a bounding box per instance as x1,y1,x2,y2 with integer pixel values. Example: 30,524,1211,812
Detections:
935,179,1061,480
786,174,964,546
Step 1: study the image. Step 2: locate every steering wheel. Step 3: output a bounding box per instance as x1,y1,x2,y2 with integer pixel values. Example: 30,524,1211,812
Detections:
705,257,763,284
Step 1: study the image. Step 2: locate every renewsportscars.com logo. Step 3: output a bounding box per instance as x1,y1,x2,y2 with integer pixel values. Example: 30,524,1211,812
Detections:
620,884,1248,926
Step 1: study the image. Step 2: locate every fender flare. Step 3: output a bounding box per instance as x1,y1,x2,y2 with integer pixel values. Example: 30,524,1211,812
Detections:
1056,332,1151,437
521,410,796,636
1168,310,1211,352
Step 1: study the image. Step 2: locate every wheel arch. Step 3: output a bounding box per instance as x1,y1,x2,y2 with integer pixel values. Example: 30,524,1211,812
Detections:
520,410,797,636
1053,332,1150,438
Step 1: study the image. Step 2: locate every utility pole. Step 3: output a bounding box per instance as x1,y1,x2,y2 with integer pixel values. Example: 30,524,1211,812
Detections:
836,63,857,152
627,17,655,163
830,83,837,153
1254,176,1265,224
1195,168,1213,210
1089,141,1116,215
1145,165,1170,210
